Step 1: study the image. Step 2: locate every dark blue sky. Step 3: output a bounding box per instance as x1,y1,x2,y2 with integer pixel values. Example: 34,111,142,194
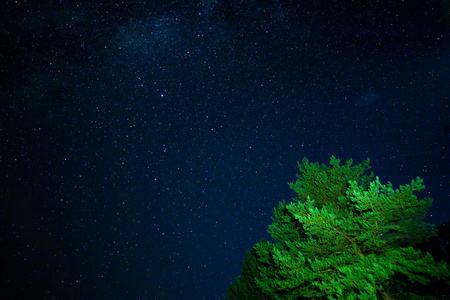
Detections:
0,1,449,299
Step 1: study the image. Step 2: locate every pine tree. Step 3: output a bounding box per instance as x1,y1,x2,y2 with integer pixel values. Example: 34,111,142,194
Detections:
227,156,449,299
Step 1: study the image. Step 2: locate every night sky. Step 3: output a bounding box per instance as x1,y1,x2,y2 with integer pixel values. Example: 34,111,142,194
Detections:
0,1,449,299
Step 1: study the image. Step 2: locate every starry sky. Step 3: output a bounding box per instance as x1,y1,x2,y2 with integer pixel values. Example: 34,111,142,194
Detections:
0,1,449,299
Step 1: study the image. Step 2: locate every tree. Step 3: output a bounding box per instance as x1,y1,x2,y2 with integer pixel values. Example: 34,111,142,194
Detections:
227,156,449,299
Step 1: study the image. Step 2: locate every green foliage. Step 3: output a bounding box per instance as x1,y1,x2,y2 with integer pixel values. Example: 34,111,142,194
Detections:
227,240,274,300
287,156,373,208
227,156,449,300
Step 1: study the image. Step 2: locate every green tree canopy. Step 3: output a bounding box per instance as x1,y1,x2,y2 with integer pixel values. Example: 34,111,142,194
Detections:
227,156,449,300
